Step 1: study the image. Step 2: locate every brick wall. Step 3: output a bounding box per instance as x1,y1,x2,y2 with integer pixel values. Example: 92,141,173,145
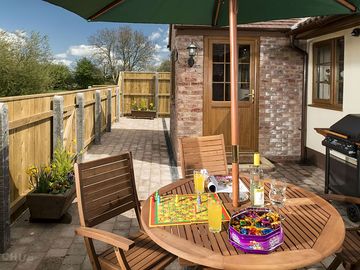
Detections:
170,33,304,162
258,36,303,161
170,35,204,162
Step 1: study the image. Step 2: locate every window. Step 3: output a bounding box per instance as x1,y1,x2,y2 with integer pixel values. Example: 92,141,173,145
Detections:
312,37,344,110
212,43,251,101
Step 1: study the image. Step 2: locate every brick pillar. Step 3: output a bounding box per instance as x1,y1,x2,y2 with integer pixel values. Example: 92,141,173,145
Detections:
0,103,10,253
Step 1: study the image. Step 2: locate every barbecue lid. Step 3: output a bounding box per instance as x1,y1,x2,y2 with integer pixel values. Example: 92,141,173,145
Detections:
330,114,360,142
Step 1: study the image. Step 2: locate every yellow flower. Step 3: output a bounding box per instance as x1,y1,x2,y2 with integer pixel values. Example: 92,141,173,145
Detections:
44,166,51,174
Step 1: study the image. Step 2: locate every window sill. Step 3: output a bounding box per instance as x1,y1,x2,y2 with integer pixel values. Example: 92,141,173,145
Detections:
308,104,343,111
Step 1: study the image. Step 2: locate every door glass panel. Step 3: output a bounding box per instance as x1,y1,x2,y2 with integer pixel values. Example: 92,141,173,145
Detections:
239,64,250,83
239,83,250,101
213,44,225,62
239,45,250,63
212,83,224,101
212,43,251,102
225,83,230,101
213,64,224,82
225,64,230,82
225,44,230,62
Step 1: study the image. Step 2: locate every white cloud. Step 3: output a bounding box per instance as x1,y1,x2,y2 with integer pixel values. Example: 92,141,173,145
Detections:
153,55,162,66
154,44,162,52
158,27,164,33
162,37,169,44
0,28,26,45
149,32,161,41
52,58,73,66
67,44,99,57
55,53,68,58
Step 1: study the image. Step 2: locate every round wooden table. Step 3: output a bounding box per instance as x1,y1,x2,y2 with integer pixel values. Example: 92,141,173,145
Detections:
140,178,345,270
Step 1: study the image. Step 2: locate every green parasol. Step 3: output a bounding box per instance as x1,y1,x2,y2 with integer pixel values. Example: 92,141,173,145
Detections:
44,0,359,207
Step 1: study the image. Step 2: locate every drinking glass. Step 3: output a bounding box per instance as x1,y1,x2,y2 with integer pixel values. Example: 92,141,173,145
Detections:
269,179,287,218
194,170,205,194
208,198,222,233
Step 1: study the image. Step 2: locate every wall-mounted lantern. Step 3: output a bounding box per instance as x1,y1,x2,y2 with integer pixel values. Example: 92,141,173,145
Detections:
187,43,198,67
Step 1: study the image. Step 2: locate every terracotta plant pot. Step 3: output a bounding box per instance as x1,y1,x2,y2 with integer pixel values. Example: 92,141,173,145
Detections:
26,184,76,221
131,110,157,119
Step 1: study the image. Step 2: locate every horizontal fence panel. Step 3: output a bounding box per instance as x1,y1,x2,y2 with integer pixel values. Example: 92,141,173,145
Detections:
0,86,118,210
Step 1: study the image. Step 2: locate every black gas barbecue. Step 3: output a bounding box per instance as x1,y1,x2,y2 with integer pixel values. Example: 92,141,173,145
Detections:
316,114,360,222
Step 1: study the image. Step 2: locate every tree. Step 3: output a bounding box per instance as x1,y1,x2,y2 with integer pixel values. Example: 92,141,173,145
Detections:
74,57,104,89
157,59,171,72
0,31,54,96
48,63,74,90
88,26,155,83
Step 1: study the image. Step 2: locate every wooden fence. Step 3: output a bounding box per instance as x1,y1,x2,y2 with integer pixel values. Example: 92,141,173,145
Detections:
118,71,170,116
0,86,119,213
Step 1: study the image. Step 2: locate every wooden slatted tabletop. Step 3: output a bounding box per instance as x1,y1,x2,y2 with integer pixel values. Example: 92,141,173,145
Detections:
140,177,345,270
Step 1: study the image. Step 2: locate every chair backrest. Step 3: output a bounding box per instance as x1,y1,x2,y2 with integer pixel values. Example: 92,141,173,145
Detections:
74,152,141,228
179,134,228,178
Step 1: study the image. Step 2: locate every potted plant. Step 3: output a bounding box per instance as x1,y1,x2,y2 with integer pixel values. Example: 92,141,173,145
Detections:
131,100,157,119
25,143,77,221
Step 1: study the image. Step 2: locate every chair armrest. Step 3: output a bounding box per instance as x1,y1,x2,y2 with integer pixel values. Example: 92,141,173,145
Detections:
75,227,135,251
320,193,360,205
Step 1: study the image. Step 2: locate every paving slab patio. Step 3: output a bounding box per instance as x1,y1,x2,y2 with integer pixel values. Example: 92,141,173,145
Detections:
0,117,357,270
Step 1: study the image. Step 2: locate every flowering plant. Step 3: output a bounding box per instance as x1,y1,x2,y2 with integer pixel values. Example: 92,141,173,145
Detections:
26,143,77,194
131,100,156,111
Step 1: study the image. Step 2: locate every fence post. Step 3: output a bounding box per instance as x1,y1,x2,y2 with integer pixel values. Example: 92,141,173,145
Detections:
106,88,112,132
121,72,125,116
76,93,85,162
0,103,10,253
94,90,101,144
154,72,159,118
116,86,120,122
53,96,64,151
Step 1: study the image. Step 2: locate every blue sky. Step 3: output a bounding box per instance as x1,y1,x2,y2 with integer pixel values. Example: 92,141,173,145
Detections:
0,0,169,67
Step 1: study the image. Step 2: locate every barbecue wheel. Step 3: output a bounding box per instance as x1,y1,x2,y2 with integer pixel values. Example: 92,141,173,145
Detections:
347,204,360,223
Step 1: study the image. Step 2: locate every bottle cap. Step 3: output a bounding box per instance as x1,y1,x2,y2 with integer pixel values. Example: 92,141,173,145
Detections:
254,153,260,166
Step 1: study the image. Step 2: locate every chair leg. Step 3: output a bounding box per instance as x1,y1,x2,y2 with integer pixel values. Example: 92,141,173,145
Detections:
327,255,342,270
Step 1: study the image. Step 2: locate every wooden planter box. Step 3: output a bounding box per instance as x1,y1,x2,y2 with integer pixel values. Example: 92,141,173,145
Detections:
131,110,157,119
26,184,76,221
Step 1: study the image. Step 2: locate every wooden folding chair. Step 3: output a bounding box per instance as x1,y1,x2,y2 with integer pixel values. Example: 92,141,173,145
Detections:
321,194,360,270
179,134,228,178
74,153,176,270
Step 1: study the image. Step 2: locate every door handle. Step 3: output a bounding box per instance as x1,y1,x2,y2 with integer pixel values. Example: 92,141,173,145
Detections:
244,89,255,103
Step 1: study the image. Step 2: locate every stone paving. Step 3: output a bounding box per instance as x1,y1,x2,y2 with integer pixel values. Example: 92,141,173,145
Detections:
0,117,357,270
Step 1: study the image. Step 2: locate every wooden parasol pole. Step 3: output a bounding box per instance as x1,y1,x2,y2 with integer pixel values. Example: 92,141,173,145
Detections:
229,0,239,208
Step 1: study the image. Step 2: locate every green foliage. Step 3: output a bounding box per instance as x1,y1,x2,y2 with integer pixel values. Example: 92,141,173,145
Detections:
48,63,74,90
74,57,105,89
157,59,171,72
0,31,56,96
26,143,77,194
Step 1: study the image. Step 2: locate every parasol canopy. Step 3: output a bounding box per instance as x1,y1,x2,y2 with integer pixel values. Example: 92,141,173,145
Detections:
44,0,359,207
45,0,359,26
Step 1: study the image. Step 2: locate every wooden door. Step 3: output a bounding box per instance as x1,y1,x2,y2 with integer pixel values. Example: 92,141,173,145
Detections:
204,37,258,153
